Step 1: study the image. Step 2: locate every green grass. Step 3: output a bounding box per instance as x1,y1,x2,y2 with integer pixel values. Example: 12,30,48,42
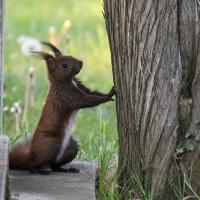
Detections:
4,0,118,199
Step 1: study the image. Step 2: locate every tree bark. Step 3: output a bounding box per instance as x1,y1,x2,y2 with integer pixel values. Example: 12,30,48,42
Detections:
177,0,200,196
103,0,200,199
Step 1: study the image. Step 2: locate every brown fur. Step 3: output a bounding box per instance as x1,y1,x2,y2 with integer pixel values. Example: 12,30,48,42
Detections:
9,140,30,170
9,42,116,174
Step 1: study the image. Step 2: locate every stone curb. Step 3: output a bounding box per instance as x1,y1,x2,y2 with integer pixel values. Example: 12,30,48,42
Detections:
10,162,97,200
0,135,9,200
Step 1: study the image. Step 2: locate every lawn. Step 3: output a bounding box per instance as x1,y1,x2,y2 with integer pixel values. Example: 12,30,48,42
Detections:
4,0,118,199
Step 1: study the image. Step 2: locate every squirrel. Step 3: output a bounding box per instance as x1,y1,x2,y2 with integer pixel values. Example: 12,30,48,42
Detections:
9,42,116,174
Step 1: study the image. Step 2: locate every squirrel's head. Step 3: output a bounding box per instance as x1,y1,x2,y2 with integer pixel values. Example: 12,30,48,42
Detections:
32,42,83,83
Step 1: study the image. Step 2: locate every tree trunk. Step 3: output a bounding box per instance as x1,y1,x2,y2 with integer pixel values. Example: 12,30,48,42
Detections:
103,0,200,199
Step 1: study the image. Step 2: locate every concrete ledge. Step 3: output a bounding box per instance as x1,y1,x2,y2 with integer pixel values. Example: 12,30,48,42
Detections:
0,135,9,200
9,162,97,200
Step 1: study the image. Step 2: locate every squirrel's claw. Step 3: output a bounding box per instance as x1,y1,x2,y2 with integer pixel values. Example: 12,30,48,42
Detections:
108,86,116,99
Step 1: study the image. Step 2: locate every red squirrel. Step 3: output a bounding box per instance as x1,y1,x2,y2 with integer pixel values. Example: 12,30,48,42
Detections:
9,42,116,174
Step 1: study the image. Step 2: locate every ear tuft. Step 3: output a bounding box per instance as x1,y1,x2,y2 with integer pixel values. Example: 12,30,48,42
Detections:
30,51,53,59
31,51,55,70
41,42,61,57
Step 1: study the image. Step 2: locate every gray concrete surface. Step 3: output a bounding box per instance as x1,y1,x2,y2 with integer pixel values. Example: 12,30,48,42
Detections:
0,135,9,200
9,162,97,200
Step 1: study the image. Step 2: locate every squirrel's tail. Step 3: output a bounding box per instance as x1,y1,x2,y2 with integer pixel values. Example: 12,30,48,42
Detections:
9,137,32,170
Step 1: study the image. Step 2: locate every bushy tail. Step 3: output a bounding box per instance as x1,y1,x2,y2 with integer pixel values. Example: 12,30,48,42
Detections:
9,138,31,170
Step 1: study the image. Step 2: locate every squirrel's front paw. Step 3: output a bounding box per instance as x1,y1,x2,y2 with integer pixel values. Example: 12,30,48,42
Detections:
107,86,116,100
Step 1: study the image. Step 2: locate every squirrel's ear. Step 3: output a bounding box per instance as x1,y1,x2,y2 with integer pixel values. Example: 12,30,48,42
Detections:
31,51,55,70
45,56,55,71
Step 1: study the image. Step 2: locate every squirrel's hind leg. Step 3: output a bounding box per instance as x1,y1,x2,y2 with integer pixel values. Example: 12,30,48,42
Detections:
29,137,59,175
50,137,79,173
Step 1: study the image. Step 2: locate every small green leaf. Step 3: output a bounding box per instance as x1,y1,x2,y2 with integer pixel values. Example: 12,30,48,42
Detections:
185,143,195,151
195,134,200,142
176,148,185,154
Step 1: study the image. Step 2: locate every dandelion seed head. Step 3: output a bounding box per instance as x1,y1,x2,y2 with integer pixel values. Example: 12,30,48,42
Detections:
10,107,15,113
18,37,42,56
29,67,35,75
21,39,42,56
13,102,20,108
3,106,9,112
11,102,22,114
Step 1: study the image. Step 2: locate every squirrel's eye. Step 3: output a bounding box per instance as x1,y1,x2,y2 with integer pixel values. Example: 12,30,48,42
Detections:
62,63,68,68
